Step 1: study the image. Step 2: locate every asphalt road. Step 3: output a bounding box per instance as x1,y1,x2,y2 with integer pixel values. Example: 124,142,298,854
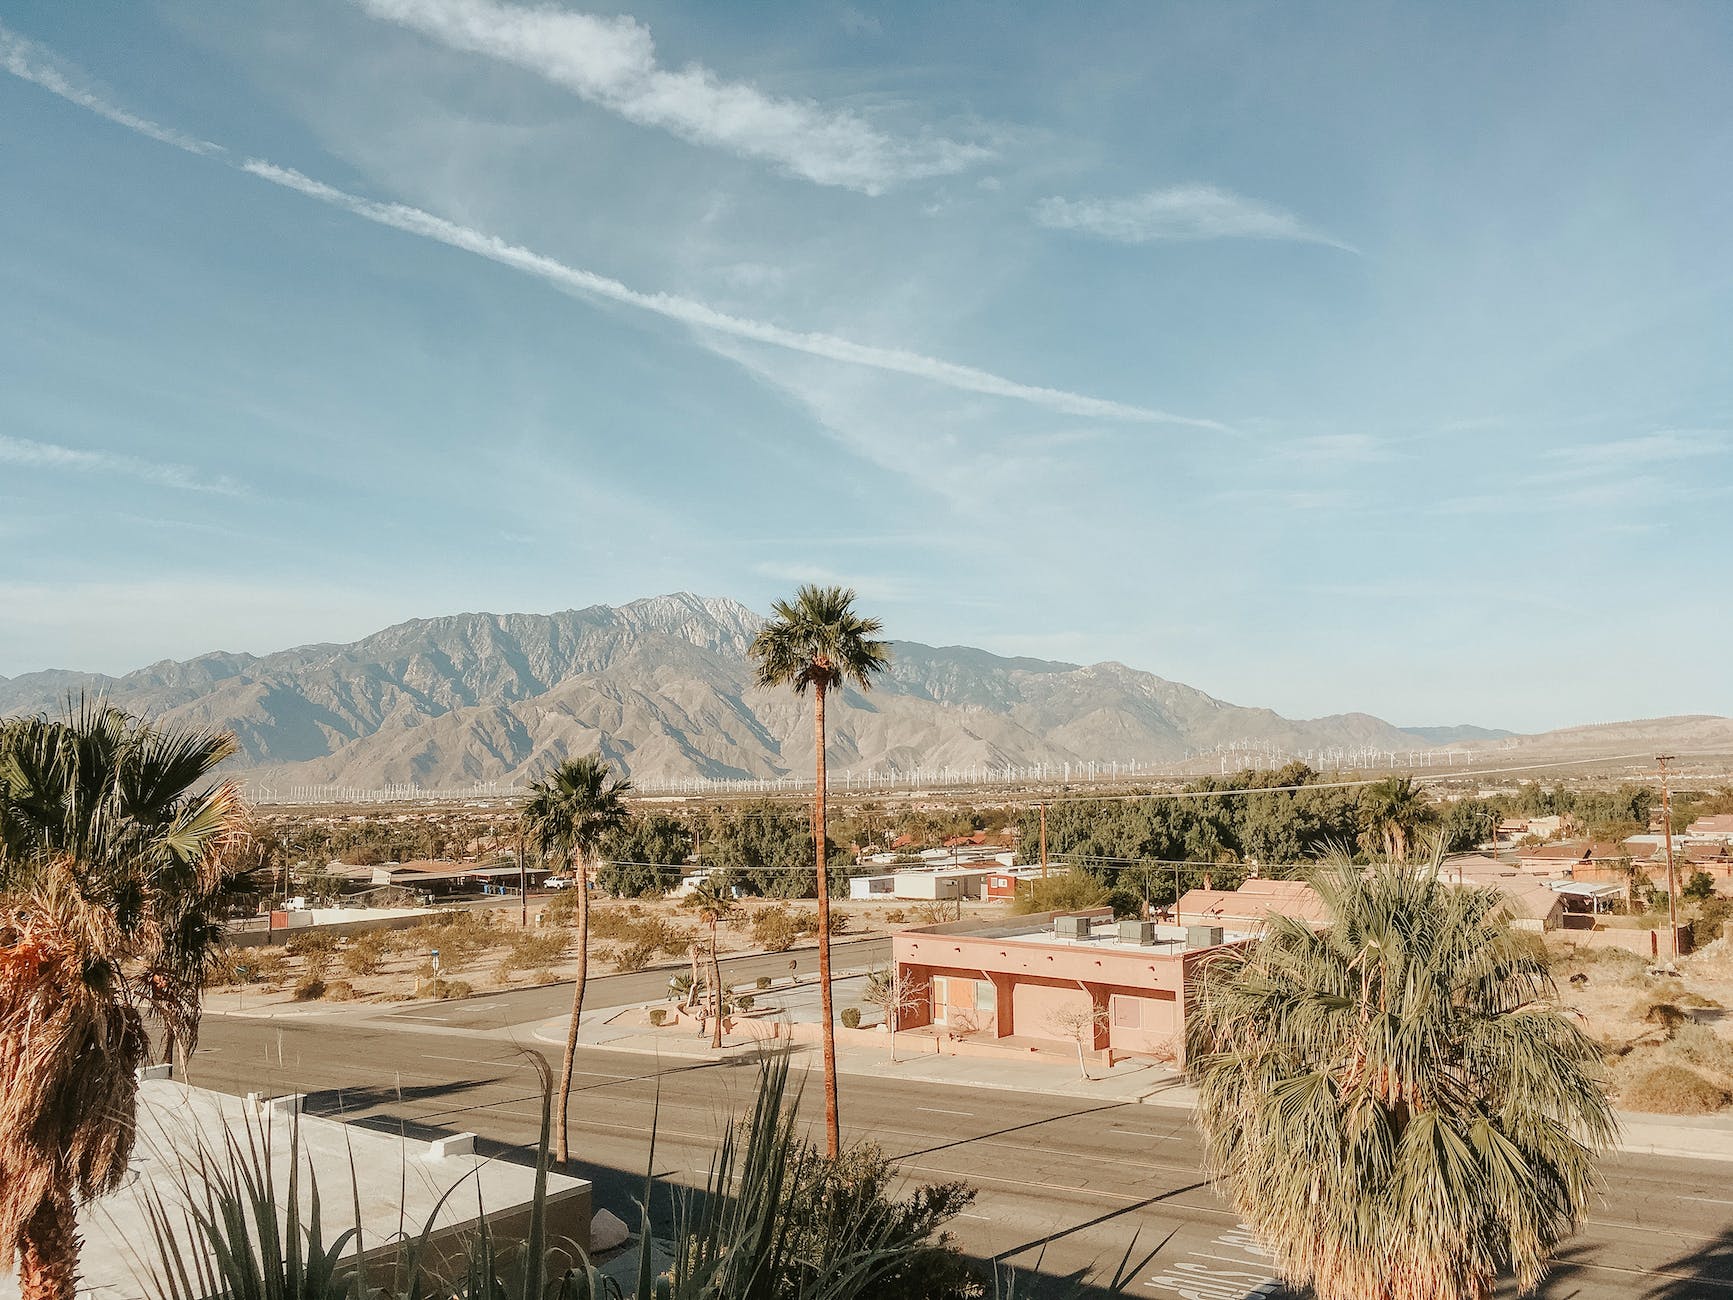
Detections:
192,1000,1733,1299
380,936,892,1031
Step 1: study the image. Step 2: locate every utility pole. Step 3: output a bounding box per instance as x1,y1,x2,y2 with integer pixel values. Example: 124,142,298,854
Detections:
1039,802,1049,879
1658,754,1679,965
517,833,528,930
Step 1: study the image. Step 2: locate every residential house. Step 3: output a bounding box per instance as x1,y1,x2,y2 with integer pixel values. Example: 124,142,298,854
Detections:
1173,878,1330,930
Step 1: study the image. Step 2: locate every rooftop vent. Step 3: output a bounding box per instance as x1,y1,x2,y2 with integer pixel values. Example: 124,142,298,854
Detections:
1186,924,1225,950
1054,915,1093,940
1117,920,1157,946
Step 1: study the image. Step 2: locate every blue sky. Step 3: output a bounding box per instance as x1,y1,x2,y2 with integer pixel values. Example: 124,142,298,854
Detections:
2,1,1729,732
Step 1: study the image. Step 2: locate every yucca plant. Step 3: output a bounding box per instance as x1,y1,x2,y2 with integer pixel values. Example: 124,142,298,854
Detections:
1186,851,1616,1300
136,1052,1008,1300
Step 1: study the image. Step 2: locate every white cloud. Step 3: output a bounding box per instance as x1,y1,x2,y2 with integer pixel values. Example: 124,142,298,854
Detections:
1033,184,1356,252
0,435,245,495
241,160,1216,427
357,0,986,194
752,562,902,602
1273,433,1393,464
1550,430,1727,467
0,22,221,156
5,31,1216,433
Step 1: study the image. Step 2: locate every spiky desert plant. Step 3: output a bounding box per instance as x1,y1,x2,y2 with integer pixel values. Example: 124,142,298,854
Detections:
750,585,890,1157
1186,853,1615,1300
0,702,247,1300
519,754,631,1166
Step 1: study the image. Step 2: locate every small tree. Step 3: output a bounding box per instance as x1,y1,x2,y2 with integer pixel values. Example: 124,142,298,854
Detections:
686,880,735,1049
1683,870,1717,903
1047,1002,1109,1081
862,968,924,1061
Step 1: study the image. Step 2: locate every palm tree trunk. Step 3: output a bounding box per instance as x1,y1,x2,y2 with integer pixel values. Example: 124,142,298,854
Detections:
709,915,723,1049
16,1187,78,1300
556,851,588,1166
813,681,841,1157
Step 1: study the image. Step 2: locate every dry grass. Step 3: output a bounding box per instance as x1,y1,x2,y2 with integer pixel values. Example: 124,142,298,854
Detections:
1619,1064,1729,1115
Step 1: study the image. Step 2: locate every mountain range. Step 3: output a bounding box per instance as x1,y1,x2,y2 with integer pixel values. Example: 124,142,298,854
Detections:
1,593,1724,790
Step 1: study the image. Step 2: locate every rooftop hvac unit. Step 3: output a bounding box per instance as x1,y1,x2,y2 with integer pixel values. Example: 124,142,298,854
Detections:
1186,924,1225,950
1117,920,1157,946
1054,915,1093,940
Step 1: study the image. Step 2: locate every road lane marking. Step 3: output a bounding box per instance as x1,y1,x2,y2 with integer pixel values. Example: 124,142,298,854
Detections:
1684,1195,1733,1206
915,1107,974,1117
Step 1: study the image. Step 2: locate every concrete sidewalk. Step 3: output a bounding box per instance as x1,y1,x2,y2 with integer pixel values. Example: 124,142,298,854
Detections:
537,976,1733,1163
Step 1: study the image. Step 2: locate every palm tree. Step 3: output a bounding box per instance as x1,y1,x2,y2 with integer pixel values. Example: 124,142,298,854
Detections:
684,879,735,1048
0,703,248,1300
1186,852,1614,1300
1359,775,1435,862
519,754,631,1166
750,585,890,1157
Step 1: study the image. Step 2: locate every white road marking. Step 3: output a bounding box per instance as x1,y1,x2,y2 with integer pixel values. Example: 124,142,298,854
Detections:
915,1106,974,1117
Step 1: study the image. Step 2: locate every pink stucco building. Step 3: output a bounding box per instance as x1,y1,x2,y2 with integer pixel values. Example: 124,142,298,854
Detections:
890,908,1248,1066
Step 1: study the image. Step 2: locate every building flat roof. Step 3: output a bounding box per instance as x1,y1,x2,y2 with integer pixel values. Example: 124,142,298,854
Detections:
0,1077,588,1300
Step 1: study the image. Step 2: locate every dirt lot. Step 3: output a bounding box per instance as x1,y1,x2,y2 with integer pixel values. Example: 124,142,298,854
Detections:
1548,933,1733,1115
207,894,984,1009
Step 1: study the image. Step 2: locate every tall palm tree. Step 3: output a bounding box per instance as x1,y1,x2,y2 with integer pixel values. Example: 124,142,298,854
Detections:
1359,775,1435,862
1186,852,1614,1300
519,754,631,1166
0,703,248,1300
750,584,890,1157
685,879,735,1049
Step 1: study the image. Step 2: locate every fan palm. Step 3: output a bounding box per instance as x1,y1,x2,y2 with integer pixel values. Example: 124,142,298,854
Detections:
1359,775,1435,862
1186,852,1614,1300
684,879,735,1049
750,585,890,1157
0,702,248,1300
519,754,631,1165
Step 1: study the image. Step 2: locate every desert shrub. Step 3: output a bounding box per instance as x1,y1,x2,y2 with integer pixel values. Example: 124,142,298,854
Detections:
528,968,556,985
841,1007,862,1029
292,977,326,1002
424,977,474,1000
1620,1063,1729,1114
825,910,852,937
614,942,656,972
648,1008,668,1026
910,901,962,925
1644,1002,1690,1032
1665,1022,1733,1075
323,979,357,1002
755,975,772,990
1684,871,1718,903
1692,897,1733,948
492,958,519,987
736,994,755,1012
1009,873,1110,915
286,930,339,958
753,906,805,953
509,931,569,968
1555,942,1647,970
341,931,389,977
248,948,290,985
885,909,907,925
203,945,253,987
1674,990,1723,1009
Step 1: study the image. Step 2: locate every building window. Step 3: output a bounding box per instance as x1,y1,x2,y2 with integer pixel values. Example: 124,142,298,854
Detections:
975,979,996,1014
1112,996,1140,1029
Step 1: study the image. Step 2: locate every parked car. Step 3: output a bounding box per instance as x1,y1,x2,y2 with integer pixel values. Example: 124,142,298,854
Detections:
544,874,574,890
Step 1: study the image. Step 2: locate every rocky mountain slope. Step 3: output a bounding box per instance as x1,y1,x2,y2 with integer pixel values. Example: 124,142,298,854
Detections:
3,593,1715,789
